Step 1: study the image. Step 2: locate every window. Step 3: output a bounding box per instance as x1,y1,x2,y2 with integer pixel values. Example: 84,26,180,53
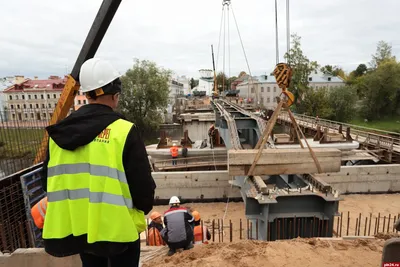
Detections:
41,94,44,99
22,95,25,100
36,104,39,108
260,97,264,104
12,114,15,119
47,94,50,99
54,103,57,107
24,113,28,119
328,77,331,82
267,87,270,92
23,104,26,109
31,113,34,118
34,95,37,99
42,104,45,108
28,95,31,100
53,94,56,99
273,87,276,93
9,95,12,100
10,104,14,109
16,95,19,100
83,100,87,104
50,113,53,118
43,113,46,118
78,100,81,105
48,103,51,108
17,104,20,109
309,77,312,82
251,87,255,93
30,104,33,109
273,98,277,103
267,97,270,103
261,87,264,93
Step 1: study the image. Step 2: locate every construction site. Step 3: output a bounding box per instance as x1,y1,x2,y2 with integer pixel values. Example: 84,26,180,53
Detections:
1,0,400,266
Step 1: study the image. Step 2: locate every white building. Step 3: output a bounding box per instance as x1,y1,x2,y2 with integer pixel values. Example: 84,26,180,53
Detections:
177,75,191,95
0,76,26,121
193,69,214,96
236,70,345,109
168,78,184,104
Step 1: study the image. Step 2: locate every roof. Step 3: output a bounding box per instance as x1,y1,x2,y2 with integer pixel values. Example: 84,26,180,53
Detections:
3,77,67,93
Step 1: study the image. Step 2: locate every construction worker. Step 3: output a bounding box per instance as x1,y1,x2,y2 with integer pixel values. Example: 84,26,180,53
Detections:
208,124,216,148
31,196,47,229
40,58,156,267
147,212,165,246
170,143,179,166
181,145,188,165
192,211,211,245
163,196,194,256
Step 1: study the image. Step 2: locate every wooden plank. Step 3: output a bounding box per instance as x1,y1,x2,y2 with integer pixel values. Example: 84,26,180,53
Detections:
229,148,341,165
228,159,341,176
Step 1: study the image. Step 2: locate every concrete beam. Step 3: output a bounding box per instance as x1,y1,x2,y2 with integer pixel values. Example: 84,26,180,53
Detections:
316,164,400,193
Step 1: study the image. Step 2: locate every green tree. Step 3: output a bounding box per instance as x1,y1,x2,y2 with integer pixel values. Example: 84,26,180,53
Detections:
216,72,228,92
297,87,332,118
354,64,368,77
118,59,171,136
189,78,199,89
370,41,396,69
238,71,247,78
284,34,318,105
328,86,357,122
357,60,400,119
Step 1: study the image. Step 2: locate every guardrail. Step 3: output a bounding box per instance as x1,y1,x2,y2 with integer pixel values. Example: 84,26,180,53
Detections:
278,112,400,155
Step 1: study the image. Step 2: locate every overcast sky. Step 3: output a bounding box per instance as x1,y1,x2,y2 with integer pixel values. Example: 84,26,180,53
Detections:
1,0,399,79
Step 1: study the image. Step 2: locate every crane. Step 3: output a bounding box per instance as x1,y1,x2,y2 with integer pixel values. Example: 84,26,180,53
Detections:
34,0,122,163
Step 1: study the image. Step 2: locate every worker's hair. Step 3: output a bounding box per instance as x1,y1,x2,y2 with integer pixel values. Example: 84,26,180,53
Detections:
85,78,122,100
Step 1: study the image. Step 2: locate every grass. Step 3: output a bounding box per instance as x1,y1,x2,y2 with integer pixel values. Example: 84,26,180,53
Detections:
350,117,400,133
0,128,45,159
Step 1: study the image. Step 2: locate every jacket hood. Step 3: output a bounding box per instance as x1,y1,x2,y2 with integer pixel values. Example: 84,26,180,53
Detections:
46,104,124,151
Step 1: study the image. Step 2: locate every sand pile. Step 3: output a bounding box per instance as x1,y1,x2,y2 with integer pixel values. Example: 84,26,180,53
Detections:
142,238,386,267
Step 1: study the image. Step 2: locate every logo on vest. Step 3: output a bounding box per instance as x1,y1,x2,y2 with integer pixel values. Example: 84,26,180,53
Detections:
94,128,111,143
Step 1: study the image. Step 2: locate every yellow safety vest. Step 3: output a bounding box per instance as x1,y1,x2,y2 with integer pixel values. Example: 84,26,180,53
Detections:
42,119,146,244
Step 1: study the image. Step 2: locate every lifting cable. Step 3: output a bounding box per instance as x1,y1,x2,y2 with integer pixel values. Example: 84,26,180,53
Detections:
275,0,279,65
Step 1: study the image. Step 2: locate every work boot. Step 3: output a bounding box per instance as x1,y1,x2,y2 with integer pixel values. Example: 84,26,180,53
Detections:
184,242,194,250
167,248,176,256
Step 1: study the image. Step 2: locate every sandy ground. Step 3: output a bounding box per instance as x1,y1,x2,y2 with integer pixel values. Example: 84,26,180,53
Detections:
142,238,387,267
148,194,400,240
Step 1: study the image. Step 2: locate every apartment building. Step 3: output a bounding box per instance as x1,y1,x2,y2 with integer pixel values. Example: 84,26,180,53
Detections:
3,76,73,121
236,70,345,109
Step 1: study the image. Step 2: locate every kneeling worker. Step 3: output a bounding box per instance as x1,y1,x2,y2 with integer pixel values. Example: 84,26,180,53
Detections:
163,196,194,256
147,212,165,246
192,211,211,245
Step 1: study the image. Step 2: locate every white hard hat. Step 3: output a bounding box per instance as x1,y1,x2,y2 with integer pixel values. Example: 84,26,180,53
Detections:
169,196,180,205
79,58,121,93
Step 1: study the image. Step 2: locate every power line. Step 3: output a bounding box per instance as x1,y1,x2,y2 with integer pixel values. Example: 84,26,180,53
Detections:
216,5,225,71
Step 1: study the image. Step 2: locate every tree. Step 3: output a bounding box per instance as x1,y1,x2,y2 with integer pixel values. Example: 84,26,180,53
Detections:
297,87,332,118
357,60,400,119
370,41,396,69
216,72,228,92
189,78,199,89
328,86,357,122
284,34,318,105
354,64,368,77
238,71,247,78
118,59,171,136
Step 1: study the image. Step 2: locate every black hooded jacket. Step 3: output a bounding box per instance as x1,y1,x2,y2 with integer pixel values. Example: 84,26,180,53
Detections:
41,104,156,257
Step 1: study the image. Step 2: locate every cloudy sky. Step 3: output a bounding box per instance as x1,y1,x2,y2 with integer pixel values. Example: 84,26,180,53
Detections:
1,0,399,79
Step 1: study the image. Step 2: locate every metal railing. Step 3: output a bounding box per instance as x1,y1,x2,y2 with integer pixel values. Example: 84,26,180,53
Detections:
278,112,400,153
154,155,227,170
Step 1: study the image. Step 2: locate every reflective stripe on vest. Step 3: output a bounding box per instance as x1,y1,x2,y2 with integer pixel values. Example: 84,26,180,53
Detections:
38,197,47,218
43,119,146,243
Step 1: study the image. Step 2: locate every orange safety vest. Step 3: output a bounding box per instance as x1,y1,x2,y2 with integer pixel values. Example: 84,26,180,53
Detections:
148,227,165,246
31,197,48,229
193,225,208,245
170,147,178,157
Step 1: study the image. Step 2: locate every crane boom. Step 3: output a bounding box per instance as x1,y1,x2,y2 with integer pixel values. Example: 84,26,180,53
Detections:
211,45,218,98
34,0,123,164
